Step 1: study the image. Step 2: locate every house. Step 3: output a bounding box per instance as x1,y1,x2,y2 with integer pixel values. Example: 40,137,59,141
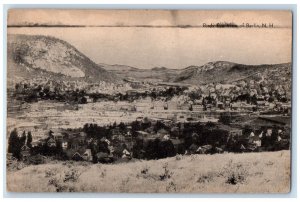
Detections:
157,128,169,138
240,144,246,151
100,137,111,145
192,104,204,111
216,101,224,109
281,103,292,114
82,149,93,161
207,103,216,110
230,102,242,110
188,143,199,154
96,152,114,163
52,132,63,142
178,104,190,111
136,117,144,122
136,131,150,138
163,134,170,140
108,145,115,154
266,128,273,136
65,143,90,161
110,128,121,136
163,102,168,110
20,145,31,160
170,139,185,154
122,149,131,158
126,89,139,96
135,103,151,112
175,113,187,122
47,138,56,147
120,105,135,111
196,145,213,154
31,141,40,148
125,142,134,151
68,138,84,150
249,136,262,147
112,134,126,142
7,153,17,162
87,138,94,145
62,141,68,150
84,95,93,103
167,101,178,110
79,131,87,138
229,129,243,137
69,132,86,145
257,100,268,106
72,152,84,161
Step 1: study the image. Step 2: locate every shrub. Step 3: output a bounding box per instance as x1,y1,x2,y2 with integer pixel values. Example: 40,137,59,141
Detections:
45,169,57,178
159,163,173,181
197,172,214,184
175,154,182,161
226,172,246,185
100,169,107,178
166,181,177,192
222,161,249,185
140,166,149,175
48,177,67,192
63,168,81,182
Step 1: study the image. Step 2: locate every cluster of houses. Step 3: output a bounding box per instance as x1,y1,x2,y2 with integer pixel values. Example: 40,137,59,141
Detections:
13,74,291,118
19,129,133,163
14,116,290,164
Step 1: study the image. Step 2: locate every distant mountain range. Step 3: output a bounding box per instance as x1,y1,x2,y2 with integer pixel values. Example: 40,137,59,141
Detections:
103,61,291,85
173,61,291,85
7,34,121,86
7,34,291,86
101,64,181,83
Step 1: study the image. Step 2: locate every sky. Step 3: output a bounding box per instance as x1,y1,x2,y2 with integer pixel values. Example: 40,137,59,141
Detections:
7,10,292,69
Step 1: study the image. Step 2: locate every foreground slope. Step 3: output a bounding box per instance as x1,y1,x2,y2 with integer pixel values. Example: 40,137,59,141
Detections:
7,151,290,193
7,34,121,86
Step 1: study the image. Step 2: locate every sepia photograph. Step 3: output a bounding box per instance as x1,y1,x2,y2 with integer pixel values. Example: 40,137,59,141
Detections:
6,9,292,193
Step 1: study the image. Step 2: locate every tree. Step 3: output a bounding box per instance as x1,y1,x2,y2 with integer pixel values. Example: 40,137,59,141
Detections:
154,120,165,133
26,131,33,148
158,140,176,158
219,112,231,125
119,122,126,132
268,96,275,103
98,141,110,154
243,125,252,137
8,128,21,159
79,96,87,104
206,122,216,128
189,104,193,111
20,131,26,147
15,83,20,91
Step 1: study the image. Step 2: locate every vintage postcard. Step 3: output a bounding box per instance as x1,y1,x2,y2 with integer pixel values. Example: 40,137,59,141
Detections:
6,9,292,193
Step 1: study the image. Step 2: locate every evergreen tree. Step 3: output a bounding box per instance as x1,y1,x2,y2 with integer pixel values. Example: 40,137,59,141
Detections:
219,112,231,125
119,122,126,132
20,131,26,147
8,128,21,159
8,128,19,153
26,131,33,148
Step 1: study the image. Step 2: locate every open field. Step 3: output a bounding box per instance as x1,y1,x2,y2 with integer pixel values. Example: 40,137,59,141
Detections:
7,150,290,193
